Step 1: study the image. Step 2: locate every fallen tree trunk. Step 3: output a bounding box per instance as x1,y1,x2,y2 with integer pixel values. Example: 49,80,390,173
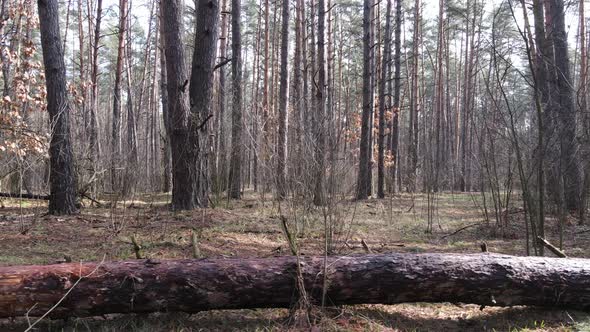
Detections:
0,192,50,200
1,253,589,318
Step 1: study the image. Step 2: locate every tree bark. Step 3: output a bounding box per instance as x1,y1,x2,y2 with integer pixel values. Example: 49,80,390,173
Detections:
215,0,230,194
228,0,243,199
3,253,590,318
159,11,172,194
111,0,127,192
292,0,304,188
123,0,137,196
389,0,402,194
356,0,373,200
377,0,392,199
580,0,589,224
38,0,78,215
160,0,195,210
313,0,327,206
547,0,581,213
189,0,220,207
276,0,289,199
406,0,420,193
89,0,102,186
433,0,445,193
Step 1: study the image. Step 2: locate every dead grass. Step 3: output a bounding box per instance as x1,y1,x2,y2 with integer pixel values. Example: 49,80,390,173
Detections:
0,190,589,331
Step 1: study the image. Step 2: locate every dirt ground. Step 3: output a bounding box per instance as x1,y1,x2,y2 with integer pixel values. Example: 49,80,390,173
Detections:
1,190,589,331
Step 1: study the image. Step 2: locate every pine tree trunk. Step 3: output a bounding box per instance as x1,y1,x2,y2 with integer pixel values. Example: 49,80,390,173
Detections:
188,0,220,207
228,0,244,199
161,0,196,210
4,253,590,318
377,0,392,199
313,0,327,206
160,38,172,193
89,0,102,193
547,0,582,213
579,0,589,224
111,0,127,192
390,0,402,194
216,0,230,194
276,0,289,199
356,0,373,200
38,0,78,215
407,0,420,193
123,0,137,196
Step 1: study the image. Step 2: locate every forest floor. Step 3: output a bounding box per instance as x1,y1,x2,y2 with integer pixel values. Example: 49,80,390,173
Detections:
1,190,590,331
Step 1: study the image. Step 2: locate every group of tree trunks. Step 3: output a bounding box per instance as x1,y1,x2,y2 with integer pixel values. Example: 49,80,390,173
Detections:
1,253,589,318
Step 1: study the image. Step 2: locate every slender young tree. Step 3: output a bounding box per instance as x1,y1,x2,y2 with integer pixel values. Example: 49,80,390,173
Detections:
276,0,289,199
228,0,243,199
38,0,78,215
389,0,402,193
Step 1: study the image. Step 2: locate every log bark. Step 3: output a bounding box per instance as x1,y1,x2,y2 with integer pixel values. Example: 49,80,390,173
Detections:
2,253,590,318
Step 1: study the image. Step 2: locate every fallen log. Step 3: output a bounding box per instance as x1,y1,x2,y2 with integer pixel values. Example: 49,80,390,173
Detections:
0,192,50,200
1,253,590,318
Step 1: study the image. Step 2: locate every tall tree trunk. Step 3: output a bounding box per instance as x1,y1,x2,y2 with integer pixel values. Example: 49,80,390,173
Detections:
228,0,243,199
292,0,304,188
161,0,196,210
547,0,582,213
216,0,230,194
276,0,289,199
0,0,10,96
356,0,373,200
38,0,78,215
459,0,471,192
160,36,172,193
189,0,220,207
111,0,127,192
89,0,102,191
406,0,420,192
579,0,589,224
249,0,263,192
531,0,549,255
261,0,270,192
389,0,402,194
77,0,85,131
123,0,137,196
313,0,327,206
377,0,392,199
433,0,445,193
